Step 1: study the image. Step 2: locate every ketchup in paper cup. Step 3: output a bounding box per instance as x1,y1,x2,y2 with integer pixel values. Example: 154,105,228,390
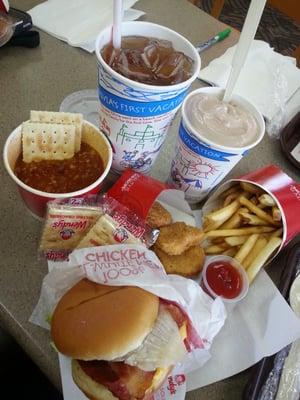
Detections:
201,255,249,304
3,120,112,219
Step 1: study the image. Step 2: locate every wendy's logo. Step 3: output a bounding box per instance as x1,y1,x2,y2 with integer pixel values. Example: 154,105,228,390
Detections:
60,228,75,240
175,374,186,385
113,227,129,243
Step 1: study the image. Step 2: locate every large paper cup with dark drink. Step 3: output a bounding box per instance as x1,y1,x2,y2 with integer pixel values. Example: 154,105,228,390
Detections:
169,87,265,203
95,21,201,175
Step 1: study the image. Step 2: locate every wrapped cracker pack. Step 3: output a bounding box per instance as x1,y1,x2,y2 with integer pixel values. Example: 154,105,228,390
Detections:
39,195,158,261
39,198,103,261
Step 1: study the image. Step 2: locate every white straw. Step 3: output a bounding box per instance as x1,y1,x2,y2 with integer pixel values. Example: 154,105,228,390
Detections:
223,0,267,102
112,0,123,49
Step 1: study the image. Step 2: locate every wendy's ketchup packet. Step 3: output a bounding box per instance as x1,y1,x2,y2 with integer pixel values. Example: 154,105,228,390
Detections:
107,169,171,219
107,169,194,224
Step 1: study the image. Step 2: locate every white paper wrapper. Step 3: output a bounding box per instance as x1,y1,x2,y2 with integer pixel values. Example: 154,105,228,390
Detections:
30,244,226,375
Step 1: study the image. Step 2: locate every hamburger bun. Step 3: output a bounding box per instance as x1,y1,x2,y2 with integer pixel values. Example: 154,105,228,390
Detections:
51,279,159,360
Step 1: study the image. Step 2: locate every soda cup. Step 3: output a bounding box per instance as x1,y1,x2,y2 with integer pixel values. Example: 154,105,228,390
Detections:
169,87,265,203
95,21,201,175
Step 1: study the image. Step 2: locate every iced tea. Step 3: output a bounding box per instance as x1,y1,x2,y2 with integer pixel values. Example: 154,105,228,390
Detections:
101,35,194,86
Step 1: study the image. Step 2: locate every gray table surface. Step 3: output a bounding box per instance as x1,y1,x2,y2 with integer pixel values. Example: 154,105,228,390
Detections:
1,0,299,399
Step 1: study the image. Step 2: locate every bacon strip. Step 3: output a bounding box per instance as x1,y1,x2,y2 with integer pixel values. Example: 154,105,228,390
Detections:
161,299,204,349
78,360,155,400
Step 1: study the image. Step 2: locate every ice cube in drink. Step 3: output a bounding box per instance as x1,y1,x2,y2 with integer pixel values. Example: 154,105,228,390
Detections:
101,36,194,86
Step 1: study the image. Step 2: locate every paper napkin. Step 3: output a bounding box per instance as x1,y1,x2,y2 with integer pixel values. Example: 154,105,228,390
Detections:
198,40,300,121
28,0,144,52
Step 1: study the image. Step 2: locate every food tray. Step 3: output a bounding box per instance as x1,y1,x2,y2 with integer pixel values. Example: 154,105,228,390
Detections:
280,112,300,171
243,241,300,399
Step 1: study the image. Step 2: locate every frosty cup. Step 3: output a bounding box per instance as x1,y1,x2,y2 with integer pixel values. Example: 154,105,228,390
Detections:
169,87,265,204
95,21,201,175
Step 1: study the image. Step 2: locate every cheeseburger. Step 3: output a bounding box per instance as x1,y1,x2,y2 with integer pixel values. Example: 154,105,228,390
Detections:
51,279,190,400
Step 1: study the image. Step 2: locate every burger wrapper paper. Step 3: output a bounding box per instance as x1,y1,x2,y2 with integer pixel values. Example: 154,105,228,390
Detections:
31,243,226,400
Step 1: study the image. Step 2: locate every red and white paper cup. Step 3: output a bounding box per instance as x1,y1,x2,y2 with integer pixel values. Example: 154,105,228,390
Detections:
202,165,300,260
3,120,112,219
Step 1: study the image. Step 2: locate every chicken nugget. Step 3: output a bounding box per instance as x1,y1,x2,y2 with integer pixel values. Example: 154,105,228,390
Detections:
155,222,204,255
146,202,172,229
153,245,205,277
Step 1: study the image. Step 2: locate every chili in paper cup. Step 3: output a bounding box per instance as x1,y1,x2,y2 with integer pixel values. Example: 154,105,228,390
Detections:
3,120,112,219
202,165,300,264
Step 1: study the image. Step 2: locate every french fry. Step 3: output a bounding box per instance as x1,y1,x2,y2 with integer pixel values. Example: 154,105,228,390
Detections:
240,182,262,194
271,228,283,238
205,200,240,224
220,184,240,198
239,196,278,226
203,220,225,233
272,206,281,222
224,236,249,246
205,244,229,254
243,236,268,269
247,237,282,283
258,194,276,207
205,226,275,238
223,191,242,207
239,211,267,226
220,211,242,229
250,196,259,205
234,234,259,264
211,237,226,244
222,247,238,257
257,203,268,209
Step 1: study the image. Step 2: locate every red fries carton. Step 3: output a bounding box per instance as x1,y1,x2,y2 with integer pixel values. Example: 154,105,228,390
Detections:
239,165,300,244
202,165,300,263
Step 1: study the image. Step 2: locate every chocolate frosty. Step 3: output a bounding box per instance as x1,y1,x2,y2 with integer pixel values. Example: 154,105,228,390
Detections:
169,87,265,203
186,93,260,148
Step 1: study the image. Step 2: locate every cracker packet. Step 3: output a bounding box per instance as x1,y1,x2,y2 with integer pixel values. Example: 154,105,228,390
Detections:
74,195,158,250
39,198,103,262
39,195,158,261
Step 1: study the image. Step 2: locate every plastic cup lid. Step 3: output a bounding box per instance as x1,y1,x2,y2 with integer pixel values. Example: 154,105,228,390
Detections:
60,90,99,128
